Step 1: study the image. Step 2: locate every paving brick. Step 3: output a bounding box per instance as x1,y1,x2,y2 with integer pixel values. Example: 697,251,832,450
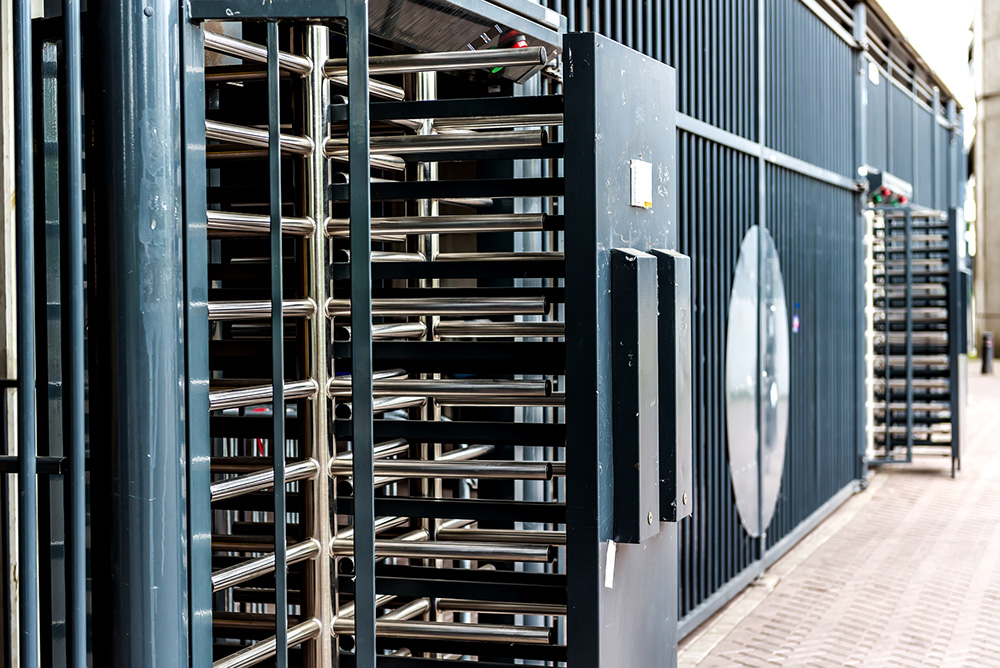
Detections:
682,374,1000,667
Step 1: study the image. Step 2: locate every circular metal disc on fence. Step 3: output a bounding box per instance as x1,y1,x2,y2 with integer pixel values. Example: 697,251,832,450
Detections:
725,225,790,538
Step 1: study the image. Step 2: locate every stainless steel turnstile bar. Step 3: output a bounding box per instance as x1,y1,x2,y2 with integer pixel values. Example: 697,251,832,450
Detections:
324,46,547,77
327,296,548,317
333,396,427,420
209,378,319,411
325,212,547,237
436,599,567,616
334,321,429,341
435,528,567,545
328,378,552,398
330,618,554,644
330,539,554,562
435,251,564,262
205,29,312,75
433,113,564,130
435,320,565,338
325,130,545,157
207,210,317,237
328,459,554,480
207,298,317,321
207,119,313,156
211,618,322,668
211,538,321,592
210,459,321,502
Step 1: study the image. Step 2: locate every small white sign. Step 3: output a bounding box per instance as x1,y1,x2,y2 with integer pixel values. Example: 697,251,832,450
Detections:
604,540,617,588
868,61,880,85
630,159,653,210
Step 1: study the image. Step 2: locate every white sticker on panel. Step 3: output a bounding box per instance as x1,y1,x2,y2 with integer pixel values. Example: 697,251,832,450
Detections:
630,159,653,209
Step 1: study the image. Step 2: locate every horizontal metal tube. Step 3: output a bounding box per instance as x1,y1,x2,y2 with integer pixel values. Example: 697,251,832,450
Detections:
434,113,563,131
332,249,426,263
207,209,316,237
328,459,552,480
334,321,428,341
379,598,431,622
334,395,426,420
327,74,404,101
330,539,553,562
206,119,313,156
333,368,408,383
329,378,550,398
335,516,409,541
335,438,410,461
324,47,547,77
872,378,950,389
211,539,321,592
204,30,312,75
436,392,565,407
211,458,320,502
326,213,546,237
327,296,547,317
209,378,318,412
336,594,398,620
331,618,553,645
436,251,562,262
339,445,495,494
212,618,321,668
208,298,317,321
326,130,544,157
436,599,567,617
327,151,406,172
435,528,566,546
435,320,565,338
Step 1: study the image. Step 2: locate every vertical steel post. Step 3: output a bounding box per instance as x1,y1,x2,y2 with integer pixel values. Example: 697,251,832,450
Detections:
853,2,869,479
904,209,914,461
346,2,375,665
756,0,767,554
932,88,940,210
13,0,39,664
179,12,212,668
266,21,289,668
304,23,335,668
91,0,189,664
947,100,958,210
60,0,86,663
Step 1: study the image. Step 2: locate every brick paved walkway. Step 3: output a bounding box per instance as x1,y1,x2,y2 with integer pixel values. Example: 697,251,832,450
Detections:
680,372,1000,668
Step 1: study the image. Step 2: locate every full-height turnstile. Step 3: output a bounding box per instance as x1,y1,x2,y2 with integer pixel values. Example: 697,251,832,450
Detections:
2,1,691,666
866,172,966,476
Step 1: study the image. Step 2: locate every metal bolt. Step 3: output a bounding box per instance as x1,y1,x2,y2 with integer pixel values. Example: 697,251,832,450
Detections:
647,511,653,525
683,492,688,505
143,6,153,16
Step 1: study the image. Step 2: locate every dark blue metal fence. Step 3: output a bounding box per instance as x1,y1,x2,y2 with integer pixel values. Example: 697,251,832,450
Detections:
543,0,966,632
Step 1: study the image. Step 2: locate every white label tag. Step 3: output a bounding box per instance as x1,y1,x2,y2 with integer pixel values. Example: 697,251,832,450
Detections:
630,159,653,209
604,540,617,589
868,62,880,85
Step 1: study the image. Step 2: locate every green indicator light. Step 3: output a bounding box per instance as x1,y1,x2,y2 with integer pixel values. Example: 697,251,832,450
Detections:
491,66,504,73
873,195,882,203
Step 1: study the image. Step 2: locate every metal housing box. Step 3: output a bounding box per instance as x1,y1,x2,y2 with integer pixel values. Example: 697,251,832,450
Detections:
652,248,694,522
610,248,660,544
564,32,678,668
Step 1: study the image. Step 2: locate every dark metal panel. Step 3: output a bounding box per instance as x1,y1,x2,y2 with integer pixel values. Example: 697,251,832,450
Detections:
675,131,758,619
14,0,40,665
867,63,889,172
345,2,377,665
890,83,915,184
563,32,677,666
610,248,660,544
653,249,694,523
58,0,86,662
178,9,212,668
764,0,853,177
89,0,190,664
